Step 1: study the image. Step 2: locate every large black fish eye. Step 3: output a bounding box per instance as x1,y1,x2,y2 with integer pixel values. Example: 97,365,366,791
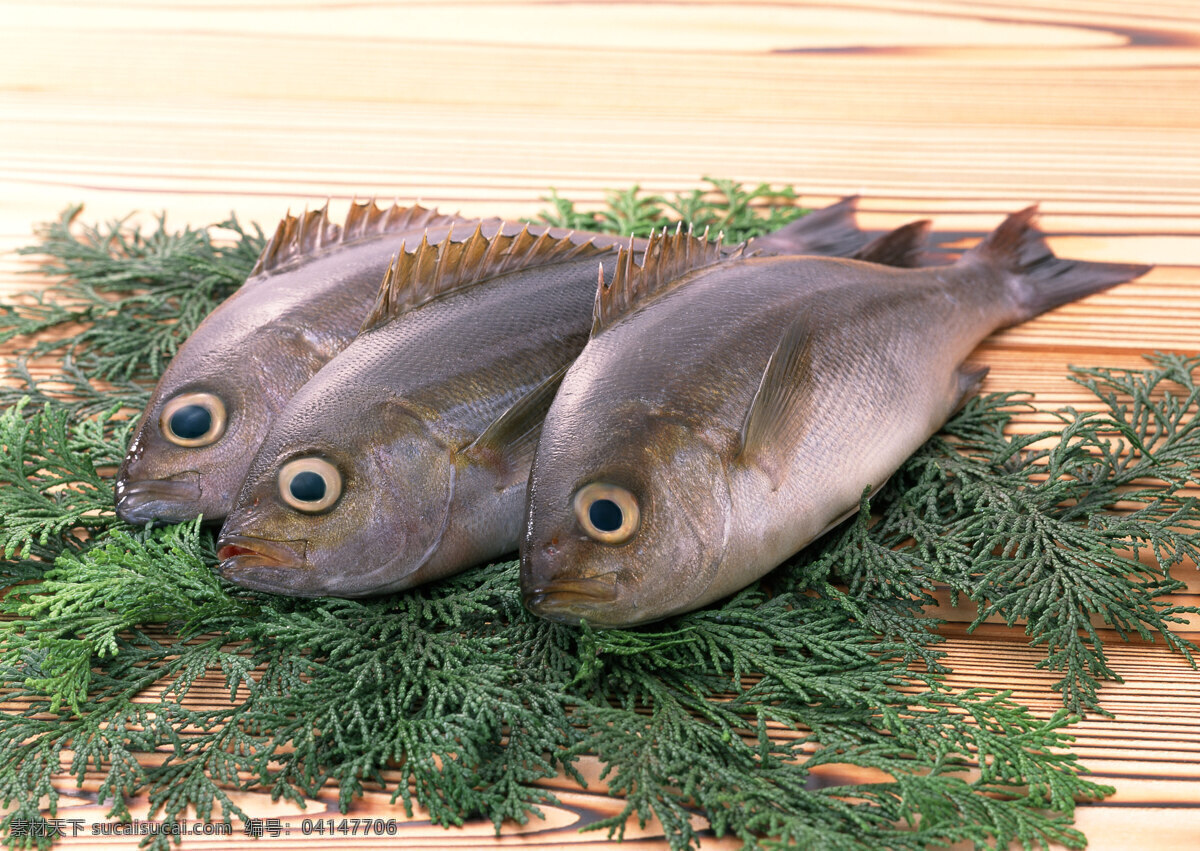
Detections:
289,471,326,502
170,405,211,440
589,498,624,533
574,483,640,545
278,457,342,514
160,392,227,447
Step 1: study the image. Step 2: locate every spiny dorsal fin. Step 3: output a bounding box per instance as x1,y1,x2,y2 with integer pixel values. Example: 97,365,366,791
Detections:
360,224,616,334
250,204,339,277
249,199,472,278
591,226,736,336
340,198,471,245
461,363,570,489
737,317,817,491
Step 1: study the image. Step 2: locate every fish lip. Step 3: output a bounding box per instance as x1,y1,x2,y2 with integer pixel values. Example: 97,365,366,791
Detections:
523,575,619,623
115,471,202,525
216,534,307,573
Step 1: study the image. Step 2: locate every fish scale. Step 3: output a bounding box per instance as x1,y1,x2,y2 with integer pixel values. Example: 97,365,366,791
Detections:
520,210,1151,628
266,254,615,455
114,201,489,525
113,200,637,526
215,198,928,598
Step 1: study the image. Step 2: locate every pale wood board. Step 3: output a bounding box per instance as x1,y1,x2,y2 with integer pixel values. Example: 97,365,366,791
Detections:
1,1,1198,848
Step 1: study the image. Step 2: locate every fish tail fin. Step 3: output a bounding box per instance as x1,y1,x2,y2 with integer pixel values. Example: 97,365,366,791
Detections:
747,196,869,258
961,205,1151,323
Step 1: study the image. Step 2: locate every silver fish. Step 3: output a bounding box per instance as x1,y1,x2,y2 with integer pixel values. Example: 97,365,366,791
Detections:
113,201,623,525
215,199,927,596
520,208,1150,627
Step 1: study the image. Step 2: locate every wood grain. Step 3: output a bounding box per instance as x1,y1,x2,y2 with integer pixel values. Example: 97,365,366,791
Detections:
1,1,1198,848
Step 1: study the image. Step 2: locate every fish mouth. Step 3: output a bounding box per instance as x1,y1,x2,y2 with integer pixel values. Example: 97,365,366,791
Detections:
115,471,202,525
523,575,619,624
216,534,307,576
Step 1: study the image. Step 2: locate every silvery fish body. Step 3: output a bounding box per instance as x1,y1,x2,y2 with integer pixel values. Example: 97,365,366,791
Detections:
520,209,1150,627
215,199,924,596
113,202,627,525
115,202,480,524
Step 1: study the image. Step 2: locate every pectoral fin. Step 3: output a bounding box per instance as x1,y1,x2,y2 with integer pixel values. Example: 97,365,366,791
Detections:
462,364,570,489
737,318,816,490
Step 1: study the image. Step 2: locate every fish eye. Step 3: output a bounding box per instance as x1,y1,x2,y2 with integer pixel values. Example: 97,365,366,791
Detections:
160,392,227,447
278,457,342,514
574,483,640,545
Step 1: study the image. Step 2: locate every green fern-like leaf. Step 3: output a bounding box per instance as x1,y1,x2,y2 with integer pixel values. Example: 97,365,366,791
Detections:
5,206,262,380
527,178,808,242
0,398,125,560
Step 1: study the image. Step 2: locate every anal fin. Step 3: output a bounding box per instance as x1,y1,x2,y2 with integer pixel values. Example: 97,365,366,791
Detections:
462,364,570,489
737,318,816,491
954,363,990,411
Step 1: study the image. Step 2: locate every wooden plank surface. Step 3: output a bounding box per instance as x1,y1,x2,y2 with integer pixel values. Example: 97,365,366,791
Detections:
2,1,1199,848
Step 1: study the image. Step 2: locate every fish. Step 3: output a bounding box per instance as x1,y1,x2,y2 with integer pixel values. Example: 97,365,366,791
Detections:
520,208,1151,628
113,201,637,526
215,198,930,596
114,201,480,525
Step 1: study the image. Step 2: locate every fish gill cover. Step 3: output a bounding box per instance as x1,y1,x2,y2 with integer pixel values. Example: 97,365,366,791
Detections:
0,180,1197,850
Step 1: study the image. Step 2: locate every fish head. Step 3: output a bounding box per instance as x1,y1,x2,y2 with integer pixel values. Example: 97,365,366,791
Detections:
115,322,331,526
216,387,454,597
522,407,732,628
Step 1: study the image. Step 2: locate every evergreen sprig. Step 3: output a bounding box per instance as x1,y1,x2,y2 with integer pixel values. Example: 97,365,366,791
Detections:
4,206,262,380
528,177,807,241
0,397,127,561
568,594,1109,850
815,359,1200,715
0,187,1194,850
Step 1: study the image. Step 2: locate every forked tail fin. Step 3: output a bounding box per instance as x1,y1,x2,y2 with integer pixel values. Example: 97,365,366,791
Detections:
746,196,868,257
960,206,1151,324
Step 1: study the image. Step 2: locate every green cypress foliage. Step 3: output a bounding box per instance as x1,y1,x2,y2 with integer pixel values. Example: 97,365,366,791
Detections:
0,182,1195,849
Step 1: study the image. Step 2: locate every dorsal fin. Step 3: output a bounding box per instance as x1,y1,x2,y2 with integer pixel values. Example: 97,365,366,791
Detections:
249,199,472,278
360,224,616,334
851,220,931,267
591,226,737,335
